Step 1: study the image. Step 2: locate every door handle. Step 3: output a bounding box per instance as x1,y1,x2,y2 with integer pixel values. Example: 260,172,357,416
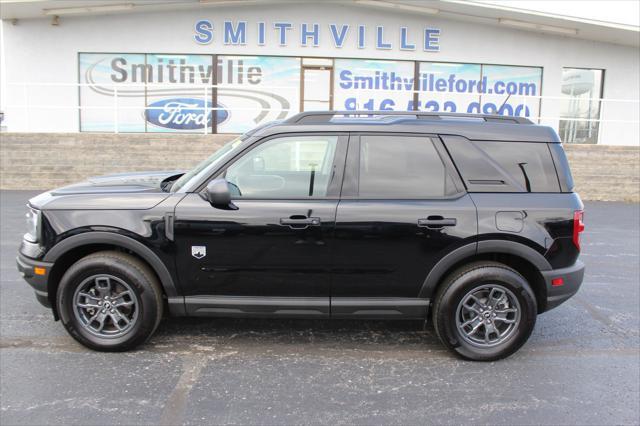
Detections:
280,216,321,229
418,216,457,229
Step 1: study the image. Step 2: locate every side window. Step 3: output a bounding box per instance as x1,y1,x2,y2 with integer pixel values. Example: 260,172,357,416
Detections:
478,141,560,192
358,135,455,198
442,136,561,193
225,135,338,198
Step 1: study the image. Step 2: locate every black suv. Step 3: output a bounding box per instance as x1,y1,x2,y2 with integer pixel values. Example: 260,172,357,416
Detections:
17,111,585,361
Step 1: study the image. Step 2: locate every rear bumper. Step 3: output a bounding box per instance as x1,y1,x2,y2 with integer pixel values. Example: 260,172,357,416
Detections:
541,260,585,312
16,253,53,308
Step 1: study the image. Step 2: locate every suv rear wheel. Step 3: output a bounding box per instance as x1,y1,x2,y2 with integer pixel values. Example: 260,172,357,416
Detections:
56,251,163,351
432,261,537,361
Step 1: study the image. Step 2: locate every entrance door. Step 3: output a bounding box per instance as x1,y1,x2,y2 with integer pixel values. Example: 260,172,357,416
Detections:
302,67,333,111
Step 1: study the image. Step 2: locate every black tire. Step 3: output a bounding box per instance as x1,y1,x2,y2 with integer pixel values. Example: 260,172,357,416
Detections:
56,251,164,351
432,261,537,361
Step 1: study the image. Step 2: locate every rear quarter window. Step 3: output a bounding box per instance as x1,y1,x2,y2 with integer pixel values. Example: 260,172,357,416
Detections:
442,136,561,193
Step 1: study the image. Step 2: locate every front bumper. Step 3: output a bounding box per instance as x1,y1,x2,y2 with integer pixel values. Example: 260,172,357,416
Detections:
541,260,585,312
16,252,54,308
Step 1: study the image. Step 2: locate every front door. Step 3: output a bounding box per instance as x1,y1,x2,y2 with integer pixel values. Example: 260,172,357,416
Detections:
174,133,347,316
331,134,477,317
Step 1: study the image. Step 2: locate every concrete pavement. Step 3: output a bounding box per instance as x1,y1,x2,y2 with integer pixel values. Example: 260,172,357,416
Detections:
1,191,638,425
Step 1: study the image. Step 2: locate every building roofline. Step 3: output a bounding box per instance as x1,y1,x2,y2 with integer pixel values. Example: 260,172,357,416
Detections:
1,1,638,47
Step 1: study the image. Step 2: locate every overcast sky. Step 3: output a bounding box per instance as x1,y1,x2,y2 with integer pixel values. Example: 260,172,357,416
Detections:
473,0,640,27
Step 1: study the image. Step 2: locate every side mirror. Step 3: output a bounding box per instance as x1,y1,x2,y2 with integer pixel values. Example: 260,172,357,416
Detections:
205,179,238,210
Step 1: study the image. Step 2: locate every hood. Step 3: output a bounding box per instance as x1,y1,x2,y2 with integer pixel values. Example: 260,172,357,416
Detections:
29,170,185,210
50,170,185,195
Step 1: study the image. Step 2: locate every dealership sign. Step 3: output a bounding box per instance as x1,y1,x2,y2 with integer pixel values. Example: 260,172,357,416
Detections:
79,53,299,133
145,99,228,130
193,20,441,52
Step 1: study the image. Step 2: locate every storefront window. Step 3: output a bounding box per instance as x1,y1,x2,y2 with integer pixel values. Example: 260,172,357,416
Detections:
418,62,481,114
79,53,546,133
217,56,300,133
559,68,604,144
333,59,415,111
418,62,541,118
79,53,216,133
480,65,542,118
79,53,299,134
144,54,215,133
79,53,147,132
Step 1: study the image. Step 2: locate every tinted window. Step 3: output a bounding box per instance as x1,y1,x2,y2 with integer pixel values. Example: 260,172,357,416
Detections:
480,141,559,192
358,136,453,198
442,136,560,193
548,143,574,192
225,135,338,198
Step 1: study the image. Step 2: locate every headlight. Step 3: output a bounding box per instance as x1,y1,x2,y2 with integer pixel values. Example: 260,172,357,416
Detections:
24,206,41,243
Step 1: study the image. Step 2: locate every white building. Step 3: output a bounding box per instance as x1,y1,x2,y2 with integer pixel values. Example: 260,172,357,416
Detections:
1,0,639,145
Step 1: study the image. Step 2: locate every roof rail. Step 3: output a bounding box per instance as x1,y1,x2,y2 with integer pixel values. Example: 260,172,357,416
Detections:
284,111,533,125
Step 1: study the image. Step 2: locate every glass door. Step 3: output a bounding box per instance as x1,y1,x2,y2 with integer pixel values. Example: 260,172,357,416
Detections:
302,65,333,111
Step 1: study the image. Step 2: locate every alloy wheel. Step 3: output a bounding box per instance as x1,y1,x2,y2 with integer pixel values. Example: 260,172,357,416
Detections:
72,274,139,338
455,284,521,347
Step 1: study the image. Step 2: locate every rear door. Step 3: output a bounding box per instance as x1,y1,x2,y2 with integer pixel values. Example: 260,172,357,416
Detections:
331,133,477,317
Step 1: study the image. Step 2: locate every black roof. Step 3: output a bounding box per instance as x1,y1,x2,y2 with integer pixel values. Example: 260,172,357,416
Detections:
252,111,560,143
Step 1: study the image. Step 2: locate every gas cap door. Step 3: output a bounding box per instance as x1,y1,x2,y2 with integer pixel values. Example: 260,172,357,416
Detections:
495,211,525,233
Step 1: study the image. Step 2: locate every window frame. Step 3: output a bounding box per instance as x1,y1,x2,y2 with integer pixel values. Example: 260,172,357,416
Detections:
341,132,465,200
558,67,605,144
200,132,349,200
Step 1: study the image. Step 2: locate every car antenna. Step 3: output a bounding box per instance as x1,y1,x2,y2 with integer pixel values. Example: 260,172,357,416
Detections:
497,93,512,115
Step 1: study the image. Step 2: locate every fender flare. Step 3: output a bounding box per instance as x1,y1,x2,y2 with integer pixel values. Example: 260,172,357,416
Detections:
44,231,180,301
418,240,551,298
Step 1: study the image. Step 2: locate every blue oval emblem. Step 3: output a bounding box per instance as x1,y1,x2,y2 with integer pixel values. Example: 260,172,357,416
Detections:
145,98,229,130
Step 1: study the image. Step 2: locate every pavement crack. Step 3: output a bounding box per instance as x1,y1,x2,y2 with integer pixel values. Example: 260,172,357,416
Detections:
158,353,214,426
572,294,633,337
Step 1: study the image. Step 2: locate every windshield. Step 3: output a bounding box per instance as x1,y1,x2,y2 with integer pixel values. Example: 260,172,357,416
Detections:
171,136,245,192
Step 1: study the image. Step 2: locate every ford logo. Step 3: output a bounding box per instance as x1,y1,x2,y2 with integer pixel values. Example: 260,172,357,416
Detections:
145,98,229,130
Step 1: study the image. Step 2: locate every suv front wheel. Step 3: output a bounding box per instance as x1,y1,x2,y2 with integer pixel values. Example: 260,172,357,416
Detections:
56,251,164,351
433,261,537,361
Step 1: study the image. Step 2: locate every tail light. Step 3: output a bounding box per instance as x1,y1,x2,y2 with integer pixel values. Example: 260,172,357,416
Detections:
573,210,585,250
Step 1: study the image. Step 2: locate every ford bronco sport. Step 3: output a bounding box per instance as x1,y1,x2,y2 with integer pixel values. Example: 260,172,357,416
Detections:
17,111,585,361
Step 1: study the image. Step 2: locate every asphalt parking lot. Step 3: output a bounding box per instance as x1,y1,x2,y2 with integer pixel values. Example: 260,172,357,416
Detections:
1,190,638,425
